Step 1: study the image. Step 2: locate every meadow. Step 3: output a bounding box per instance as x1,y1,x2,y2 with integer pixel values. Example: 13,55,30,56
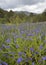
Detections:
0,22,46,65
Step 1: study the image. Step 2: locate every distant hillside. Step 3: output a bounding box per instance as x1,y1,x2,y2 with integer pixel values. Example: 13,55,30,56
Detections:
0,8,46,24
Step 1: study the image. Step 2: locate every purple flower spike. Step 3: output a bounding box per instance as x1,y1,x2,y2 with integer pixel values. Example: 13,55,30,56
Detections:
17,57,23,63
35,51,39,54
30,47,34,52
16,44,19,48
2,44,6,48
0,64,2,65
42,56,46,60
39,45,43,50
6,38,10,43
27,33,34,36
6,46,10,48
35,29,39,34
21,31,24,34
32,62,35,65
2,62,8,65
18,52,22,56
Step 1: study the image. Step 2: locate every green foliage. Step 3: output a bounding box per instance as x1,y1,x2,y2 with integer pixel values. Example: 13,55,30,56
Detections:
0,8,46,24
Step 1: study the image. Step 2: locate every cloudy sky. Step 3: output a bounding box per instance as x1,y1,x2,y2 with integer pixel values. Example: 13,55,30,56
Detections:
0,0,46,13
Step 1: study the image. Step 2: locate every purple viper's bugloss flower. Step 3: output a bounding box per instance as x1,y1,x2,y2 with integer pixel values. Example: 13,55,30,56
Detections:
27,33,34,36
17,57,23,63
6,38,11,43
2,44,6,48
35,29,39,34
5,46,10,48
39,45,43,50
30,47,34,52
20,30,24,34
32,62,35,65
42,56,46,60
0,64,2,65
18,52,23,56
35,51,39,54
16,44,19,48
2,62,8,65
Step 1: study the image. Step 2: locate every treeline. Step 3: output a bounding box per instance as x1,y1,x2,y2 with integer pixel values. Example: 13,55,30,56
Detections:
0,8,46,24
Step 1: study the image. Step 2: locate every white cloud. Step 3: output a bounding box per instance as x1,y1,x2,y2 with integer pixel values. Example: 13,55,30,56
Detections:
7,2,46,13
0,0,46,9
0,0,46,13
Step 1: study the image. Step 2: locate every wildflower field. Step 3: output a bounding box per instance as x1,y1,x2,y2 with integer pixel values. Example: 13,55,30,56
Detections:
0,22,46,65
